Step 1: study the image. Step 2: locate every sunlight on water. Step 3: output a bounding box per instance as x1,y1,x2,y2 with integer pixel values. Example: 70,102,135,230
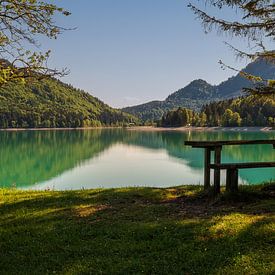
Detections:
32,144,204,190
0,129,274,190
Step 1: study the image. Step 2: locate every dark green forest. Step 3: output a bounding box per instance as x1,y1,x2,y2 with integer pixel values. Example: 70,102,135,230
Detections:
160,95,274,127
0,78,139,128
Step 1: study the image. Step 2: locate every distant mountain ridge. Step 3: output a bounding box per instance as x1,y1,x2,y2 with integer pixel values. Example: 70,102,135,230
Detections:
122,58,275,121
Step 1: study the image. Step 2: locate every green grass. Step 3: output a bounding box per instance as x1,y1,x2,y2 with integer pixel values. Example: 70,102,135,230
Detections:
0,185,274,274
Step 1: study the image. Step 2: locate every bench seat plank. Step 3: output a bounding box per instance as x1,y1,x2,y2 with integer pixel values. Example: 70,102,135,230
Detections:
185,140,275,148
210,162,275,170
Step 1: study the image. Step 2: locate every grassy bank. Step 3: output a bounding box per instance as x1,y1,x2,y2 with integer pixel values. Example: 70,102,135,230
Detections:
0,185,274,274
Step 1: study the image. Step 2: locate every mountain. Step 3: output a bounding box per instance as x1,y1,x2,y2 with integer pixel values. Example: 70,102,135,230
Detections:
122,79,220,121
217,58,275,98
0,77,139,128
122,58,275,121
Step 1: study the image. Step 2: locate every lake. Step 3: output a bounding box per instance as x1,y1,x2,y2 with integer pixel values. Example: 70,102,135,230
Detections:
0,129,274,190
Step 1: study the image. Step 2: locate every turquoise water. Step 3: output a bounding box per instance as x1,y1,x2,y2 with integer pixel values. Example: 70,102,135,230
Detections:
0,129,274,190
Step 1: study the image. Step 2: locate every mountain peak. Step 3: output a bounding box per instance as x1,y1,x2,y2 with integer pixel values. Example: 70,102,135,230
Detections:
188,79,210,86
166,79,216,102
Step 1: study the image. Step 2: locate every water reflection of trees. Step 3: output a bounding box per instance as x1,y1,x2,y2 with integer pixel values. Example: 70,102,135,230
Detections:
122,130,275,183
123,130,274,165
0,129,273,188
0,130,117,187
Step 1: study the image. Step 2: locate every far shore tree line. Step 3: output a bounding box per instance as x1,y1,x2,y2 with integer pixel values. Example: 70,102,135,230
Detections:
159,95,274,127
0,111,134,129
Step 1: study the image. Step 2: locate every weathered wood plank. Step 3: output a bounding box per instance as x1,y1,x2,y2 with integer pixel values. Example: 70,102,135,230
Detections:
210,162,275,170
185,140,275,148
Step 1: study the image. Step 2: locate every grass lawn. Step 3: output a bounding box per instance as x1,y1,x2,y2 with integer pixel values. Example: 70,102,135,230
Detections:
0,185,274,274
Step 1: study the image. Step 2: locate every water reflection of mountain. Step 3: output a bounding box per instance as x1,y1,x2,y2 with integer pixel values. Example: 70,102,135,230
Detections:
0,129,274,188
0,130,118,187
122,131,204,168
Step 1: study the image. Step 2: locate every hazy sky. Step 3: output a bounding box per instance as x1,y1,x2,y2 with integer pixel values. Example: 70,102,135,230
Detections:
41,0,261,107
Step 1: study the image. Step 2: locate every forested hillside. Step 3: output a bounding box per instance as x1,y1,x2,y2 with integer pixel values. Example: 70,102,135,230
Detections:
160,95,274,127
0,78,139,128
123,58,275,122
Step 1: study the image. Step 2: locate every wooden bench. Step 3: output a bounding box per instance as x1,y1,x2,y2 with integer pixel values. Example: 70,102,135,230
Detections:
185,140,275,194
210,162,275,193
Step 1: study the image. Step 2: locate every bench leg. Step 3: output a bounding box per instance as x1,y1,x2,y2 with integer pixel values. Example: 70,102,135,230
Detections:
226,169,239,193
214,147,222,195
204,148,211,190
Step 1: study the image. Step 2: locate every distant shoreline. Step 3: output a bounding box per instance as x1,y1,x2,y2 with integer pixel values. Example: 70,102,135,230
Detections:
0,126,274,132
0,126,121,132
127,126,274,132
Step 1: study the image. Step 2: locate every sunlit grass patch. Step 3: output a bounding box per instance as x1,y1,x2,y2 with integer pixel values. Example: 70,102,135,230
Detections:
209,214,264,238
73,204,109,218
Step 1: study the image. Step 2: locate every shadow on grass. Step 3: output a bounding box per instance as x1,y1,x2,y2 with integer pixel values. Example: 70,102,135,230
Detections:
0,186,274,274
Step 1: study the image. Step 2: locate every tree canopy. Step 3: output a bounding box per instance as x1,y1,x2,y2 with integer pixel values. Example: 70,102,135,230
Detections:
188,0,275,95
0,0,70,85
159,95,274,127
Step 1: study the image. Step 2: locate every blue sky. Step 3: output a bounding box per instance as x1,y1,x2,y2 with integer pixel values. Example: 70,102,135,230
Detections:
41,0,261,107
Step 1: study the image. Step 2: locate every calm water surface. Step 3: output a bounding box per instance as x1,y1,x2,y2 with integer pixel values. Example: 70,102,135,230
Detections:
0,129,274,190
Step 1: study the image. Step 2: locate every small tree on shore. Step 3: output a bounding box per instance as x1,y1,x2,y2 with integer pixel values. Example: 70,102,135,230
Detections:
188,0,275,96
